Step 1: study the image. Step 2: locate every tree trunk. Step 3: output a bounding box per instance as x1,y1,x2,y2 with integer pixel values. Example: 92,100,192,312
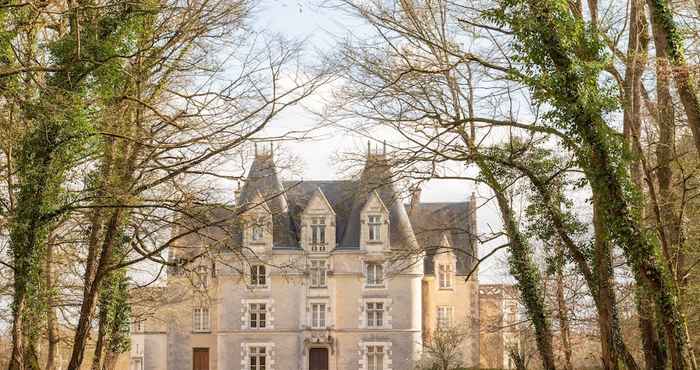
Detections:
91,305,109,370
478,161,557,370
46,237,59,370
513,0,692,366
646,0,700,161
494,156,639,370
67,209,124,370
555,244,573,370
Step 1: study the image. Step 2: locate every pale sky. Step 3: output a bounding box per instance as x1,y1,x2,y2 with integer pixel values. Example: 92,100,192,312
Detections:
245,0,512,283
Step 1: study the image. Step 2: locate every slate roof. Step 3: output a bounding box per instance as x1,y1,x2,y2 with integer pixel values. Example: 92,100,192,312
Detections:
173,152,477,275
407,201,477,276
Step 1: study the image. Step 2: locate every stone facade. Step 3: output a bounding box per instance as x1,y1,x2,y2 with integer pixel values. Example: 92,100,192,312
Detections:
129,149,481,370
479,284,521,369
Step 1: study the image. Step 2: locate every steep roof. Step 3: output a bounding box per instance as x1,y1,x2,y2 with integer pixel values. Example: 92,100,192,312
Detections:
237,152,297,248
170,151,477,265
407,201,477,276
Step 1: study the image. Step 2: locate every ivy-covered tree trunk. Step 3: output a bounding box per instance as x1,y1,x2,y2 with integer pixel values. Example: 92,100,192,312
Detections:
554,243,573,370
489,0,693,367
646,0,700,161
478,160,557,370
45,234,59,370
493,151,639,370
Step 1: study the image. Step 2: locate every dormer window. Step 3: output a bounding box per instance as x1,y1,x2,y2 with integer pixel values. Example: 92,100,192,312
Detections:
311,217,326,250
251,216,265,242
368,215,382,241
438,263,453,289
195,266,208,289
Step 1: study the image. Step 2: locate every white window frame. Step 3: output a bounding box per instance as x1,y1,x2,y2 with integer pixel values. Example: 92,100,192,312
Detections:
241,343,274,370
437,306,453,328
249,303,267,329
438,263,453,289
250,264,267,288
195,265,208,289
310,260,327,288
366,302,384,328
193,306,210,332
248,346,267,370
367,345,384,370
368,215,382,241
311,303,327,329
310,217,326,250
251,217,265,241
360,341,392,370
365,262,384,288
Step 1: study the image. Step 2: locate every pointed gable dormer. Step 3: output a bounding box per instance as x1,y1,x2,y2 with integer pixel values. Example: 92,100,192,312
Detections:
301,187,336,252
433,233,456,290
360,190,390,252
340,142,420,253
242,190,273,251
237,144,296,249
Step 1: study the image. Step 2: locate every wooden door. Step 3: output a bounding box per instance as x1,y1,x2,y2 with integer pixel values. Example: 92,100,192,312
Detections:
193,348,209,370
309,348,329,370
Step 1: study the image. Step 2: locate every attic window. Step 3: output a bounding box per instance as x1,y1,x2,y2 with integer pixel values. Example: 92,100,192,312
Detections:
311,217,326,249
251,217,265,241
368,215,381,241
438,263,453,289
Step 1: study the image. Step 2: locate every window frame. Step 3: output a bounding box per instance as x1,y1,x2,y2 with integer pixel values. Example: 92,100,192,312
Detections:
366,345,384,370
438,263,453,289
365,263,384,288
310,217,327,250
250,264,267,288
192,306,210,332
437,305,453,328
366,302,384,328
249,303,267,329
310,303,327,329
368,215,382,241
251,217,265,242
310,259,327,288
248,346,267,370
195,265,209,289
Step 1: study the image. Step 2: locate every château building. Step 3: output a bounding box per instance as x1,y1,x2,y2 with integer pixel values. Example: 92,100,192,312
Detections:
129,147,480,370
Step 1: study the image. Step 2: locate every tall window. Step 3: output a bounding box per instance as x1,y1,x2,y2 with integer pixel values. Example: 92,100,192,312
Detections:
437,306,453,328
366,302,384,327
195,266,208,289
310,260,327,288
368,215,381,241
311,303,326,328
251,217,264,241
249,347,266,370
311,217,326,250
367,345,384,370
438,263,453,289
366,263,384,287
193,307,210,332
250,265,267,287
249,303,266,328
